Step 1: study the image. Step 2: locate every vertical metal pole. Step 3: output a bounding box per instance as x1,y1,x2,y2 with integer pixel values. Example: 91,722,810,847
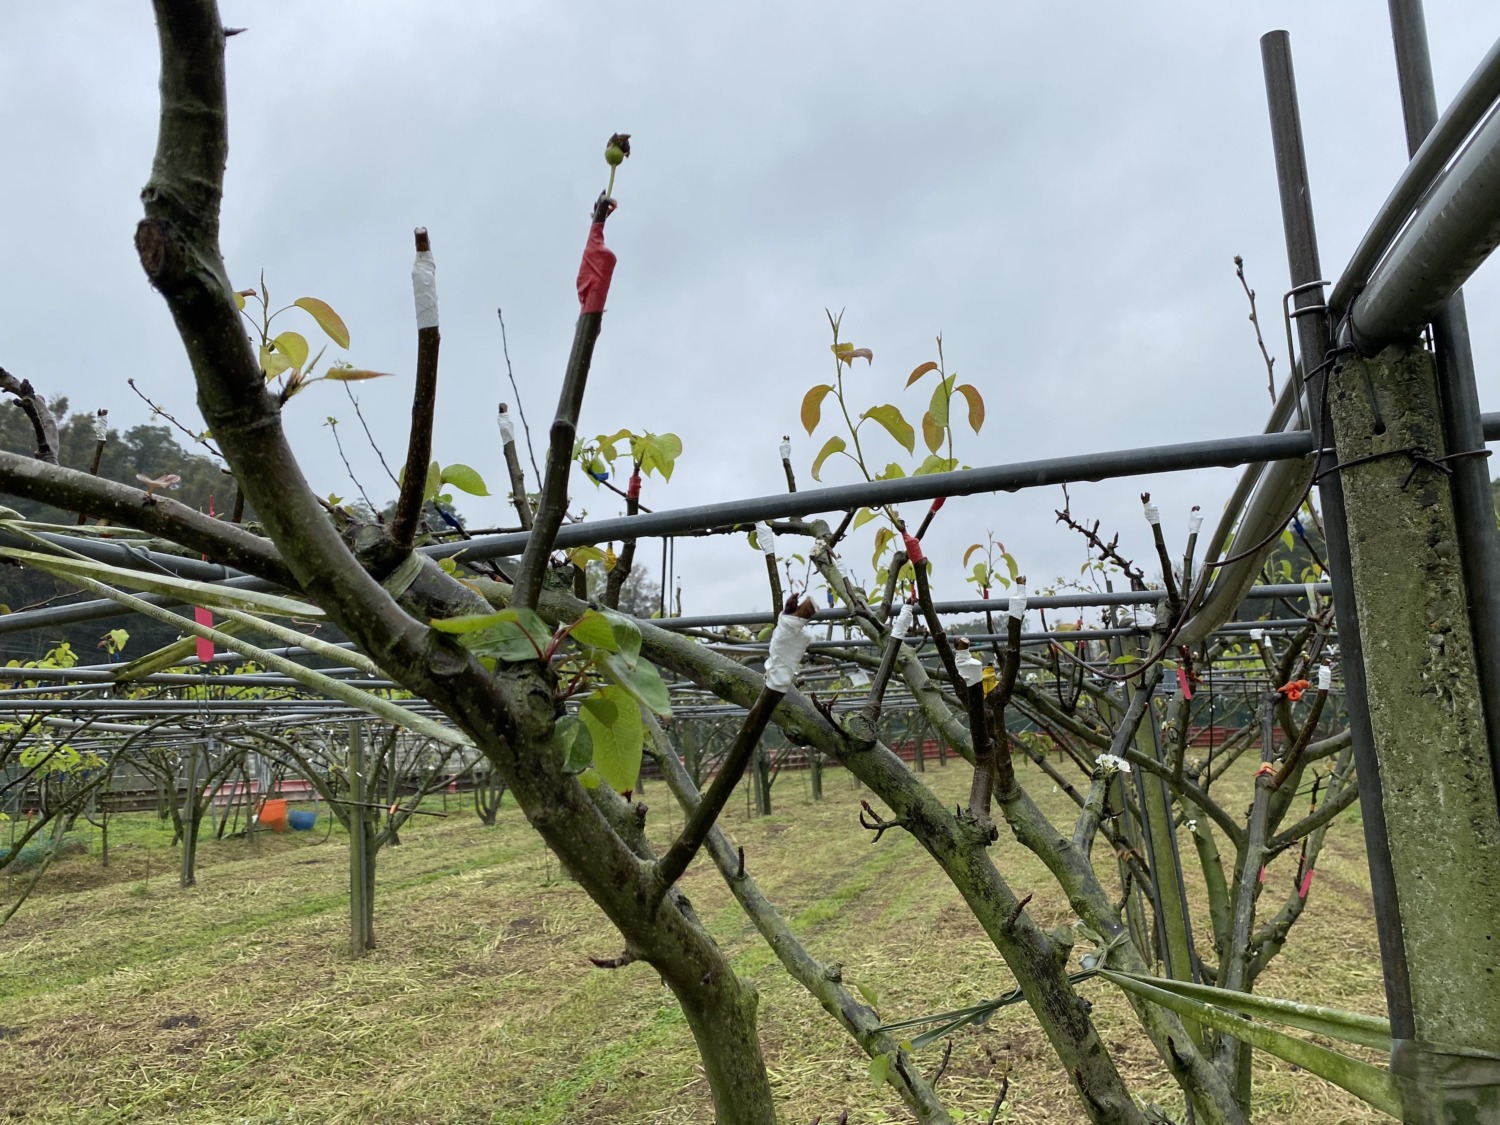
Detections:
1260,30,1415,1037
1387,0,1500,807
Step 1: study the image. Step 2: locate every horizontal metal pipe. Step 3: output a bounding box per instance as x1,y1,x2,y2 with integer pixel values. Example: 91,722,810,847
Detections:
2,418,1495,638
658,582,1333,631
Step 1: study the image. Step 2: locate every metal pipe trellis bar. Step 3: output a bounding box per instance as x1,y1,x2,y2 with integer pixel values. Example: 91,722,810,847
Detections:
4,419,1497,639
1328,33,1500,320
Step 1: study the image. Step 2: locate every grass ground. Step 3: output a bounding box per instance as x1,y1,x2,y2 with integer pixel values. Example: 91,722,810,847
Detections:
0,758,1387,1124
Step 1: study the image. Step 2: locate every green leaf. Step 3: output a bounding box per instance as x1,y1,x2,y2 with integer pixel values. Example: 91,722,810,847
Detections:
569,609,620,652
928,375,955,428
566,545,609,567
913,454,957,476
430,608,524,634
637,433,683,481
855,982,881,1008
601,651,671,715
440,463,490,496
955,383,985,433
555,715,594,774
435,608,551,662
580,685,644,792
906,360,938,387
259,343,292,380
294,296,351,348
921,410,943,454
876,462,906,480
852,507,879,530
273,331,310,371
833,344,873,366
963,543,985,568
801,384,834,435
756,623,775,641
601,609,642,658
868,1050,891,1088
861,404,915,454
423,461,442,503
810,435,846,481
871,527,895,571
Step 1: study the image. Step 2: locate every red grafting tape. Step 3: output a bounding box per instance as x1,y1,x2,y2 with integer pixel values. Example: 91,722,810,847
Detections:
928,497,946,514
627,471,642,500
1255,763,1277,778
1298,868,1315,898
902,532,925,564
577,222,617,314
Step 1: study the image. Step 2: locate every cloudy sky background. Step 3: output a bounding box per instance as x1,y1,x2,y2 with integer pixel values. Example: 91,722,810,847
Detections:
3,2,1497,617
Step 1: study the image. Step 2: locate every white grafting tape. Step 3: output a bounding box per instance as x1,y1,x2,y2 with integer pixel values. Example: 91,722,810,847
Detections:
956,651,985,686
779,439,792,461
1143,502,1160,526
754,522,777,557
1009,583,1028,621
412,249,439,329
497,410,515,445
92,414,108,442
1318,663,1332,691
1188,509,1203,534
891,603,915,639
765,614,812,691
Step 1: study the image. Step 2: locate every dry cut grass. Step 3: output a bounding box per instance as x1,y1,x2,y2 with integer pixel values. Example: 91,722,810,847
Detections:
0,758,1388,1124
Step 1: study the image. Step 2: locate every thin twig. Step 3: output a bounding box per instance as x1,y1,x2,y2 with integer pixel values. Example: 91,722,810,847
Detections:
497,308,541,481
1234,255,1278,403
125,377,223,460
341,382,400,488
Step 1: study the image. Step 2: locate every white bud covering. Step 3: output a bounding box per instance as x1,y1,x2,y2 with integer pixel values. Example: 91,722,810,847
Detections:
891,602,915,639
1187,509,1203,534
1008,582,1028,621
956,650,985,687
497,410,515,445
754,522,777,557
779,439,792,461
1143,502,1161,526
412,248,439,329
1318,663,1332,691
765,613,812,691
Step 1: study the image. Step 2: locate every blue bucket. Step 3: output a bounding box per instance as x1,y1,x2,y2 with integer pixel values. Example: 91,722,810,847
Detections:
286,809,317,831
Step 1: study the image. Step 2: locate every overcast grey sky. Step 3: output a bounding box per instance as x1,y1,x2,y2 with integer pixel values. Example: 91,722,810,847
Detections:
3,2,1497,616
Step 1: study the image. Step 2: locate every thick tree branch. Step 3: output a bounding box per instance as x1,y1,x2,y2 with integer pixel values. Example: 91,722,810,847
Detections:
390,227,441,550
0,448,295,586
0,368,61,463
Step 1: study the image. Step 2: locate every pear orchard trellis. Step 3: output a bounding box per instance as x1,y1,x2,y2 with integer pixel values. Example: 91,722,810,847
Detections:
3,2,1500,1122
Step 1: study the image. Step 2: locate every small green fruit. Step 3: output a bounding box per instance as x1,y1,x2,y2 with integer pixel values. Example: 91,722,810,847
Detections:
605,145,625,167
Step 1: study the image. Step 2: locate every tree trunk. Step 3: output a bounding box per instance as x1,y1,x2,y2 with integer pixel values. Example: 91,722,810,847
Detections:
753,743,771,817
1328,344,1500,1118
348,722,376,956
179,745,200,888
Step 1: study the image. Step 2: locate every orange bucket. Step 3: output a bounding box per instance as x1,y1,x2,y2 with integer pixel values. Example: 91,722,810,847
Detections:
258,798,288,832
